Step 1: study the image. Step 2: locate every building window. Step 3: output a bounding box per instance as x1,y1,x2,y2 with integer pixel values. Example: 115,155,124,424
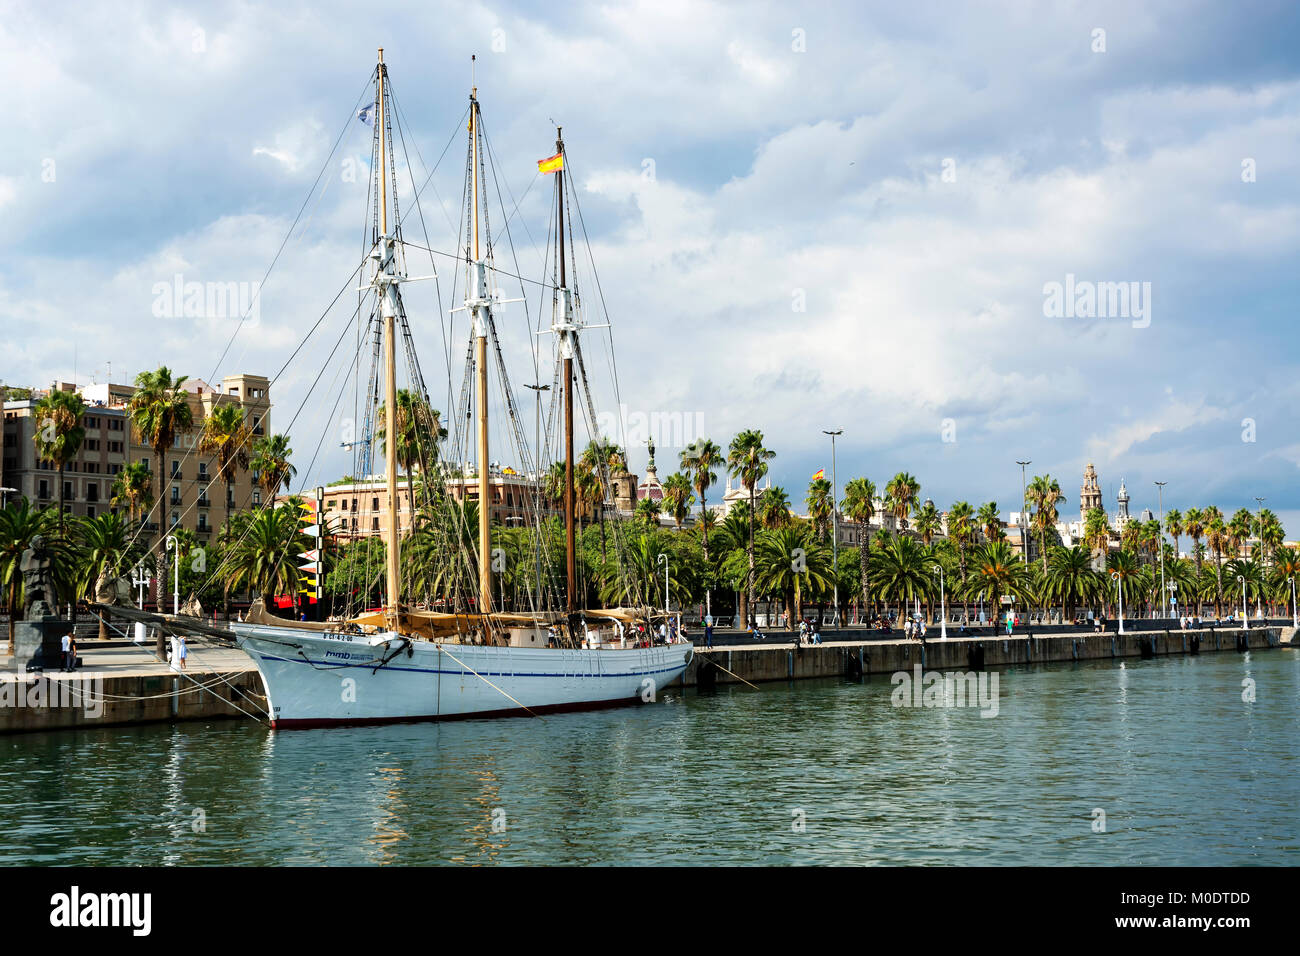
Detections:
86,483,98,502
372,497,379,512
198,514,209,532
171,512,180,530
171,460,180,478
198,462,208,478
253,491,261,505
87,506,96,519
371,517,379,531
171,487,181,504
63,481,73,500
38,480,49,500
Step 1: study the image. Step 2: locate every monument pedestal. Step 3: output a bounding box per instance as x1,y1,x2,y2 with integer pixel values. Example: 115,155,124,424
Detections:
13,618,72,671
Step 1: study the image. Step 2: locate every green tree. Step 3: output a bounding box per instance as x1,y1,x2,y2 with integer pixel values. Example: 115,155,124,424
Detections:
32,388,87,532
128,366,194,646
727,430,774,627
842,477,877,612
885,472,920,536
199,403,251,530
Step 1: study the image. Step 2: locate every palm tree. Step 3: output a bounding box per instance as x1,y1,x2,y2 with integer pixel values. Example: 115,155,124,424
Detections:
1227,508,1253,559
1025,474,1063,574
946,501,975,586
377,389,446,518
805,478,833,541
661,472,695,529
110,461,154,524
1083,507,1110,562
76,512,147,638
1183,507,1205,576
871,532,931,628
884,472,920,536
199,403,251,530
681,438,721,610
759,486,793,530
842,477,876,614
755,524,833,625
963,540,1027,617
1043,545,1099,620
727,430,774,627
32,388,88,531
1106,550,1142,617
221,505,303,612
1203,507,1227,615
128,366,194,625
250,433,297,501
977,501,1003,542
578,438,626,562
633,496,661,529
1165,508,1183,558
911,499,941,546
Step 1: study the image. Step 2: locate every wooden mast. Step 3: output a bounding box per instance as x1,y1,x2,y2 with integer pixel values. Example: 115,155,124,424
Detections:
557,129,576,623
378,48,402,630
471,70,493,620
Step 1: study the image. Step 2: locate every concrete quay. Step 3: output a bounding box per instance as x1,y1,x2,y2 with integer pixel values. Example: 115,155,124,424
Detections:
0,642,267,734
685,626,1296,688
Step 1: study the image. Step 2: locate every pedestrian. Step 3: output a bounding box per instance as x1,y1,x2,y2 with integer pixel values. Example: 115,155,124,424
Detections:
176,634,188,671
1006,613,1014,636
62,630,77,672
704,621,713,648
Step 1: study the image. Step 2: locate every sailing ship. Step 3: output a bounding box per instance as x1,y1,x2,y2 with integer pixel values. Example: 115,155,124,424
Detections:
230,50,692,727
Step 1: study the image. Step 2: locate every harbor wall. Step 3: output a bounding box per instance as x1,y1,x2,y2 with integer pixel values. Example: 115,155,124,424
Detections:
683,626,1294,688
0,669,267,734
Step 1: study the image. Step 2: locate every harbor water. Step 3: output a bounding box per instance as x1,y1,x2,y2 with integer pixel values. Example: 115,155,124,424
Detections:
2,650,1296,865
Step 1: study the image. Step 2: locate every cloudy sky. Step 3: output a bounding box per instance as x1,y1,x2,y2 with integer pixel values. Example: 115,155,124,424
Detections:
3,0,1300,532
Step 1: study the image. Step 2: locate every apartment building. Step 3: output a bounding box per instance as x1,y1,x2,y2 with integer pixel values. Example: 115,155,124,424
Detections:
1,373,271,545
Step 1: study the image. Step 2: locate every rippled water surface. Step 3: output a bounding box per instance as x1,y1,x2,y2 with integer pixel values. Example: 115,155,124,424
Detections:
2,650,1297,865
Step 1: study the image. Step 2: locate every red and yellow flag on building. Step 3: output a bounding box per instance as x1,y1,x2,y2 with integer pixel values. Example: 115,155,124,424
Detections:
538,152,564,174
812,468,825,480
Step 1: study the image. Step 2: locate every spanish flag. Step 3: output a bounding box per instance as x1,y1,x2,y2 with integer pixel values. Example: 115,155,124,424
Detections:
812,468,825,480
538,152,564,174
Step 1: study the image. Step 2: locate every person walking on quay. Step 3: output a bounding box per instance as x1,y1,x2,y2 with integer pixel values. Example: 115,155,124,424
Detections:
61,630,76,672
1006,612,1014,636
176,634,188,671
704,621,713,649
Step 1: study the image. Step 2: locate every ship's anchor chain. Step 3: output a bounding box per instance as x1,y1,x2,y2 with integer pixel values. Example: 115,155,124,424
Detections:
372,637,414,674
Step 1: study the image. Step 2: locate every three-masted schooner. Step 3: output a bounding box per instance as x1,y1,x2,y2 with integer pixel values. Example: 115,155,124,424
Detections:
230,50,692,727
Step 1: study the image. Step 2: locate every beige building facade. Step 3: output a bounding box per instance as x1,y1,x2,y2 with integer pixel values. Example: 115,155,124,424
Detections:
2,374,271,546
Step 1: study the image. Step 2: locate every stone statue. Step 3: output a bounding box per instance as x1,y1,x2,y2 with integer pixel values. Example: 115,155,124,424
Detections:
20,535,58,619
646,436,656,468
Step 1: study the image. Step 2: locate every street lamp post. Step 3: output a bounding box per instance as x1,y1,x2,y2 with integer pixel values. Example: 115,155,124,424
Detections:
1112,569,1125,634
131,561,150,610
164,534,180,615
933,565,947,640
1290,576,1297,629
1154,481,1167,619
657,552,669,620
1016,459,1032,566
1237,574,1248,631
823,429,842,626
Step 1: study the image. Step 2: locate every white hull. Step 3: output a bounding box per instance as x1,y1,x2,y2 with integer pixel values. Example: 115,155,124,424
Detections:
232,624,693,728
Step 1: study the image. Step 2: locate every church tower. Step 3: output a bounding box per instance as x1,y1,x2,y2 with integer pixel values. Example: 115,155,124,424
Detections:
1080,463,1103,521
